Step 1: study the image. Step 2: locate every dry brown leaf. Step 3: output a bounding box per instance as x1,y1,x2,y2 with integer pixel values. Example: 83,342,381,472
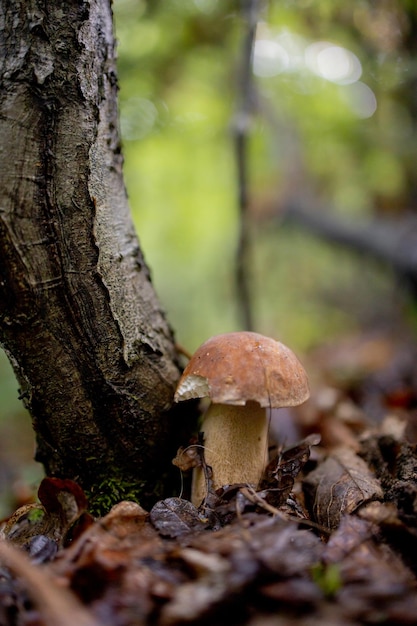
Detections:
322,515,417,623
303,447,383,529
150,498,208,538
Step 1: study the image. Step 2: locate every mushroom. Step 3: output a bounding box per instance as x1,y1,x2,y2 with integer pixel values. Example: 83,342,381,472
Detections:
174,331,310,506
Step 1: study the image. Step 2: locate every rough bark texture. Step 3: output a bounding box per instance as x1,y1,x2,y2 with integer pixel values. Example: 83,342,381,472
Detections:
0,0,188,512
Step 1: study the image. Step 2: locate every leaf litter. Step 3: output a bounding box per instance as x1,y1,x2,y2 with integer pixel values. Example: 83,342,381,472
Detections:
2,334,417,624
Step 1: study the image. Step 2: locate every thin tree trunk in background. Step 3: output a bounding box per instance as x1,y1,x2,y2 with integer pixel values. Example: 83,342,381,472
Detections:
0,0,187,512
234,0,260,332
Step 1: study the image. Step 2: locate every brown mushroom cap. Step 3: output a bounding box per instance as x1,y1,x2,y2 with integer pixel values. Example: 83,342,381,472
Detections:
174,331,309,408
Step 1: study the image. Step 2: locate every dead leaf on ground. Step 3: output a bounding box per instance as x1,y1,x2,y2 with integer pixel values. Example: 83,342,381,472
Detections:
303,447,383,529
323,515,417,623
150,497,209,538
0,478,92,561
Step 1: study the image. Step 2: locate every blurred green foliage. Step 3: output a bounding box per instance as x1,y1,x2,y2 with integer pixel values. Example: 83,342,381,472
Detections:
0,350,42,514
115,0,416,352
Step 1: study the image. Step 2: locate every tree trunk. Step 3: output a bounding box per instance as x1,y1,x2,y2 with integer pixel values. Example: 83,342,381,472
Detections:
0,0,188,513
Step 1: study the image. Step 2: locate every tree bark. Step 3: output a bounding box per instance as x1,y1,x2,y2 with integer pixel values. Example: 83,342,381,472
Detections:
0,0,188,512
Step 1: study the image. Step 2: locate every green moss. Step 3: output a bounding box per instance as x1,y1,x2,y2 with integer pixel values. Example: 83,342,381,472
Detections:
86,475,148,518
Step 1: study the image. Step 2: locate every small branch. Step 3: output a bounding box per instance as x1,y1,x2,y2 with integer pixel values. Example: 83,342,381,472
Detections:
283,203,417,294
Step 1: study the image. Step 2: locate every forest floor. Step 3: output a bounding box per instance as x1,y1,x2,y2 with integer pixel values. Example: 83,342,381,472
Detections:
1,330,417,626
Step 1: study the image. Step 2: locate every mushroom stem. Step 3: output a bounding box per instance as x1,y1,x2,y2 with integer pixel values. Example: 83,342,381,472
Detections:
192,400,269,506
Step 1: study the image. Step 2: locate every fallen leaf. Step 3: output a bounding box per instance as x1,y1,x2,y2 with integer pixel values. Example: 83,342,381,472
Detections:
303,447,383,529
150,498,209,538
172,444,200,472
1,478,90,556
262,434,321,490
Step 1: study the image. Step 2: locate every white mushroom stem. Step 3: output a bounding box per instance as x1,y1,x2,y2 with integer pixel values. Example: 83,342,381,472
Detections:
191,400,269,506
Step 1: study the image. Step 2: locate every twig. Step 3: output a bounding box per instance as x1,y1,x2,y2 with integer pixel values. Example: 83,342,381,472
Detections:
283,203,417,294
240,485,331,534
